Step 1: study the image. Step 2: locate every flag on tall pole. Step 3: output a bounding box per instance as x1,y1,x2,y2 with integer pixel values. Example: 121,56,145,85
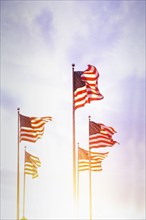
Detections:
19,114,52,142
78,143,109,219
21,148,41,220
72,64,104,208
88,117,119,219
17,110,51,220
77,143,109,219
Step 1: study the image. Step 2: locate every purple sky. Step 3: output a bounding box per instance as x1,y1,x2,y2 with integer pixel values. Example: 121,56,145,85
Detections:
1,1,145,219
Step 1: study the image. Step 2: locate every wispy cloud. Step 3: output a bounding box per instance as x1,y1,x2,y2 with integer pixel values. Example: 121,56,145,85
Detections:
1,1,145,219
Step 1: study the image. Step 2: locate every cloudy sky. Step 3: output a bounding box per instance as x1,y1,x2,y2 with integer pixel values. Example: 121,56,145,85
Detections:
1,1,145,220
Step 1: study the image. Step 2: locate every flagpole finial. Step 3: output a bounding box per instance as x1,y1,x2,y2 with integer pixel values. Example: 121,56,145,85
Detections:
72,63,75,68
88,115,91,121
17,107,20,112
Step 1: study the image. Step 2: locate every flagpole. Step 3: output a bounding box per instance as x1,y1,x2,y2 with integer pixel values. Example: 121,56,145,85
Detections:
77,142,80,218
72,63,77,208
22,147,26,220
89,116,92,220
17,107,20,220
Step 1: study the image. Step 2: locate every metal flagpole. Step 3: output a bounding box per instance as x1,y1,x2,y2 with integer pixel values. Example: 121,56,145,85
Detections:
89,116,92,220
77,142,80,218
21,147,27,220
17,108,20,220
72,63,77,213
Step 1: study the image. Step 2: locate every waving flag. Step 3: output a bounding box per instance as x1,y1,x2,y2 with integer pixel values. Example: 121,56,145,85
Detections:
89,121,118,149
24,151,41,178
73,65,104,110
78,147,108,172
19,114,52,143
78,147,89,171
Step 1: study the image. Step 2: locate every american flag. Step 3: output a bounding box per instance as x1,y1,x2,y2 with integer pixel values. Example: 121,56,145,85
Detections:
78,147,108,172
19,114,52,143
89,121,118,149
73,65,104,110
24,151,41,178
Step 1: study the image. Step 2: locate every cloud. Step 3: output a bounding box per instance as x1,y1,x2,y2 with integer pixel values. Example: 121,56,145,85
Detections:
35,8,54,47
1,1,145,219
1,89,21,110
